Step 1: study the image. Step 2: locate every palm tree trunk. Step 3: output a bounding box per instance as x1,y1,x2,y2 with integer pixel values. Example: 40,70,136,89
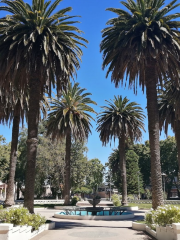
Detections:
119,135,127,206
64,128,71,205
24,78,41,213
146,64,164,209
175,119,180,173
4,100,21,207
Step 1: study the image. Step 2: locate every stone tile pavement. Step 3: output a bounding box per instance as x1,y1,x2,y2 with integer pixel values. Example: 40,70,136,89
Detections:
32,209,155,240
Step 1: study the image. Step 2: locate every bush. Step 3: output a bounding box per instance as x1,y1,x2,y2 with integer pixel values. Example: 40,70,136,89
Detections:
0,207,46,230
111,194,121,207
28,213,46,230
71,196,80,206
145,189,152,199
145,205,180,228
127,194,134,200
0,205,3,210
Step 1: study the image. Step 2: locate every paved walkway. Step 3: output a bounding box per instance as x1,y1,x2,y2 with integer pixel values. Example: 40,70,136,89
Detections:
32,209,155,240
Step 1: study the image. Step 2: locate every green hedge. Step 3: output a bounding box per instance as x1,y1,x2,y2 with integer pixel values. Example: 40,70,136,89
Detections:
0,207,46,230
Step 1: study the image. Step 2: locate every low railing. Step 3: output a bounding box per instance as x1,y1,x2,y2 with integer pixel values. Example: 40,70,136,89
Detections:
0,199,64,205
128,199,180,204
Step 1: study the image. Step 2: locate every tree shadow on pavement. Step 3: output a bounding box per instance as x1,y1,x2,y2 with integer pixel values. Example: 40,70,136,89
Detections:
134,231,156,240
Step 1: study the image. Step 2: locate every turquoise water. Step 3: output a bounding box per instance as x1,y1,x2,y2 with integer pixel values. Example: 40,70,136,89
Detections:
59,210,131,216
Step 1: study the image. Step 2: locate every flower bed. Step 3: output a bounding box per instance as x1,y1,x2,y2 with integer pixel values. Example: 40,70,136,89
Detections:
0,207,55,240
132,205,180,240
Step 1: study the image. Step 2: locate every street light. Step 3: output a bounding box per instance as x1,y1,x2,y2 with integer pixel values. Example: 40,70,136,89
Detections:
161,173,166,200
137,171,140,200
109,172,111,201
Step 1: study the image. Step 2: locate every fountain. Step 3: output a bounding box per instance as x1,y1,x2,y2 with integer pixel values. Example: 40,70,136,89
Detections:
54,205,134,219
88,194,101,208
54,195,134,220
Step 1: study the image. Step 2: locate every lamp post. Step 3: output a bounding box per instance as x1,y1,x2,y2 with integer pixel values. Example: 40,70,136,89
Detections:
137,171,140,200
109,172,111,201
161,173,166,200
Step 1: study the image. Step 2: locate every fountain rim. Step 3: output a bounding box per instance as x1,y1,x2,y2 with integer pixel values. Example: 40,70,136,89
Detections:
54,207,135,220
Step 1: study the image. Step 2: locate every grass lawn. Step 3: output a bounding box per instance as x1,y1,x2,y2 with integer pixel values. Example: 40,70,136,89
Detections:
128,203,180,209
136,220,146,223
34,204,64,208
128,203,152,209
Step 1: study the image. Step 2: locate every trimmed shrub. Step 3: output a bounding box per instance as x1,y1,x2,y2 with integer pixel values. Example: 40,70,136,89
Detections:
28,213,46,230
71,196,80,206
0,207,46,230
127,194,134,200
145,205,180,228
111,194,121,206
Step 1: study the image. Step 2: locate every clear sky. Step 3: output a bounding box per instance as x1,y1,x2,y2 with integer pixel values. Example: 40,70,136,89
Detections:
0,0,175,165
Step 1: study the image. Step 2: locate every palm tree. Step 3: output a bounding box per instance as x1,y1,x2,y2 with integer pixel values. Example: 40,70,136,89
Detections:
3,98,23,207
0,0,87,213
158,81,180,172
97,96,145,205
0,90,26,207
100,0,180,209
46,82,96,205
2,92,49,207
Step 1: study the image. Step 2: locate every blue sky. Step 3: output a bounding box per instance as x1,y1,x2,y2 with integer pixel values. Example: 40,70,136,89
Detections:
0,0,175,165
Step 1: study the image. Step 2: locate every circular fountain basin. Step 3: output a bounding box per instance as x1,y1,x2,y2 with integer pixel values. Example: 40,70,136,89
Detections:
54,209,134,220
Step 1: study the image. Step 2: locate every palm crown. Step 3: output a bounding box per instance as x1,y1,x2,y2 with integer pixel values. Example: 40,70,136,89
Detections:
101,0,180,91
0,0,87,95
97,96,145,145
47,82,97,141
158,81,180,134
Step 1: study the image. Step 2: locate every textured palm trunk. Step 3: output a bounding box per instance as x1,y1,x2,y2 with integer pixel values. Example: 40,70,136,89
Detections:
146,64,164,209
24,77,41,213
64,128,71,205
175,120,180,173
119,135,127,206
4,100,21,207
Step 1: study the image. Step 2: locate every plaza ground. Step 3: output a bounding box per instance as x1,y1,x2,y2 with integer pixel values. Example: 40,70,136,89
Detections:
32,208,155,240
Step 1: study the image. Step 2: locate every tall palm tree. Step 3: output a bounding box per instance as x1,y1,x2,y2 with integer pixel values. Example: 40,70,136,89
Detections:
158,81,180,172
0,89,26,207
97,96,145,205
100,0,180,209
46,82,96,205
2,92,49,207
0,0,87,213
3,97,24,207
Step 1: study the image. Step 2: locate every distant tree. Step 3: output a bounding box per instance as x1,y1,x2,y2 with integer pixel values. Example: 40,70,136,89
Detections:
35,123,66,198
86,158,104,194
71,141,88,190
126,150,144,196
17,123,91,199
47,82,96,204
158,81,180,172
134,138,179,199
0,136,11,182
160,136,178,199
73,186,92,199
108,148,144,196
16,124,66,199
133,141,151,187
97,96,145,205
15,128,27,199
